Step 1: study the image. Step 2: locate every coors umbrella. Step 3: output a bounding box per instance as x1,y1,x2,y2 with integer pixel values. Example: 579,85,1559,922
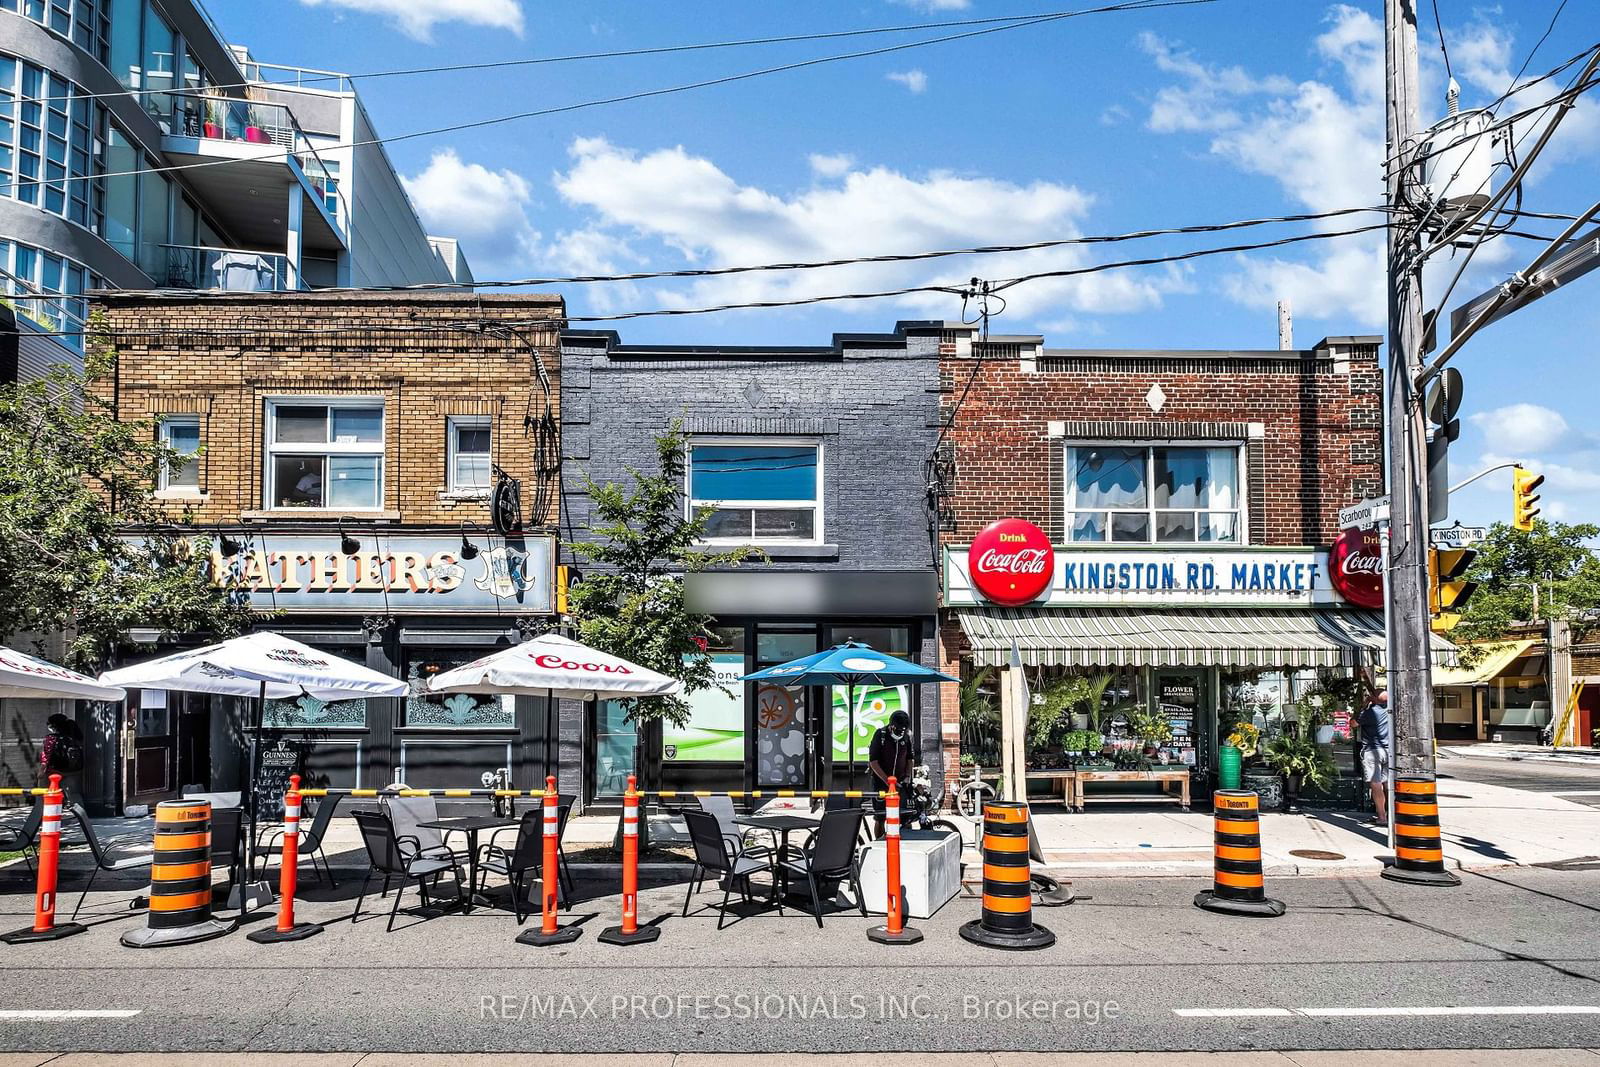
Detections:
100,632,409,912
0,646,126,702
428,633,681,779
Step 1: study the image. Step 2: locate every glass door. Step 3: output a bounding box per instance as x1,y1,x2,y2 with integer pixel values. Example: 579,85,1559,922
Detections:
1152,670,1205,773
754,627,816,788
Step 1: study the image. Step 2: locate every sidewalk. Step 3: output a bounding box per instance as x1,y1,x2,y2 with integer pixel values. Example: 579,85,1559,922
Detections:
1445,741,1600,766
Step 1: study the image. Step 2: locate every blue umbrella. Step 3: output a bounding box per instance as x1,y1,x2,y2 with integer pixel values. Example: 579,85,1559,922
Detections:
742,642,957,788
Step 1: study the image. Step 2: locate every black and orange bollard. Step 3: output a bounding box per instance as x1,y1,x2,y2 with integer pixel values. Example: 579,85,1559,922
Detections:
249,775,324,943
1194,789,1285,917
122,799,236,947
868,777,923,945
959,800,1054,950
1381,776,1461,887
517,776,582,947
599,775,659,945
2,778,85,944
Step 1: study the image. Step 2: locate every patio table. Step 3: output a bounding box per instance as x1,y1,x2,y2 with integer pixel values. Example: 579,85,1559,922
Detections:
418,814,517,912
734,812,821,903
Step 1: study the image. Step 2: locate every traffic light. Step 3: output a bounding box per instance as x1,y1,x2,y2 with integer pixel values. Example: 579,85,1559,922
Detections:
1512,466,1544,531
1428,547,1479,632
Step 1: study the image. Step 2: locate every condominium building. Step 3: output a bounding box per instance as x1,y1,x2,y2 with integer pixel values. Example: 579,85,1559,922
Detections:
0,0,471,364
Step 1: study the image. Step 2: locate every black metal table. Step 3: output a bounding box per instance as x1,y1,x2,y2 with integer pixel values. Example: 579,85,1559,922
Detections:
734,813,821,902
419,815,517,912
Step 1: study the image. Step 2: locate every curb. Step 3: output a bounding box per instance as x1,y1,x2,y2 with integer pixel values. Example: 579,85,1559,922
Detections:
1444,747,1600,767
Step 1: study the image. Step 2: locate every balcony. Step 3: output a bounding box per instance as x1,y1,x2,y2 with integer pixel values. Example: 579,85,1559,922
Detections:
159,94,348,260
157,244,305,292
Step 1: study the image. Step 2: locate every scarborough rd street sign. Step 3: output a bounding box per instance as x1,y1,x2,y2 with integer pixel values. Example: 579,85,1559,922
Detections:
1339,496,1391,531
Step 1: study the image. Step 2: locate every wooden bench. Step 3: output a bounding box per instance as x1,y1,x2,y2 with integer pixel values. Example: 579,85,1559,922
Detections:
1071,768,1190,812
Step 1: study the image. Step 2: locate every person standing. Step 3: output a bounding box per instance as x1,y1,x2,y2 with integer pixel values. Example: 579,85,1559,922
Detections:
1358,689,1392,827
867,710,914,836
38,713,84,788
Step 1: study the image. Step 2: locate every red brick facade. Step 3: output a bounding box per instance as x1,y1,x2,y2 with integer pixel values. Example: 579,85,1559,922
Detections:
933,328,1384,775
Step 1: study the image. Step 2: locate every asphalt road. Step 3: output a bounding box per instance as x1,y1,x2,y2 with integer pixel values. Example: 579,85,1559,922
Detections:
1,864,1598,1055
1440,751,1600,795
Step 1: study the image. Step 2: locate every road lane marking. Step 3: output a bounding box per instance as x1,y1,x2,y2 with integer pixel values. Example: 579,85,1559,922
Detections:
1176,1006,1600,1018
0,1010,141,1020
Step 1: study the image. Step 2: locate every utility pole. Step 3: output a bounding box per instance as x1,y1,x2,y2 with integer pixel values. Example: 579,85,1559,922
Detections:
1384,0,1438,777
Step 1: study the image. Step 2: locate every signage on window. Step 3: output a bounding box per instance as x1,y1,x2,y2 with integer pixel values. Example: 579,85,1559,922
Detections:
206,533,555,614
947,542,1342,607
968,518,1054,605
1328,527,1384,609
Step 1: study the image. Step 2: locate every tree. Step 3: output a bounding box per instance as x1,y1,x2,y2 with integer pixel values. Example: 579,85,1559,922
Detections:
565,423,760,730
1451,520,1600,658
0,345,258,668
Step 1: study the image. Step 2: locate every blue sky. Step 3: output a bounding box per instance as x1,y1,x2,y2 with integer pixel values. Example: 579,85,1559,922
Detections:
208,0,1600,530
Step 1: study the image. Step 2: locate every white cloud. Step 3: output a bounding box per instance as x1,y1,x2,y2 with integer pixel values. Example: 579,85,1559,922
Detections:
808,153,855,179
297,0,522,40
1099,104,1130,127
1470,403,1587,456
886,70,929,94
551,137,1181,324
401,149,540,274
888,0,970,10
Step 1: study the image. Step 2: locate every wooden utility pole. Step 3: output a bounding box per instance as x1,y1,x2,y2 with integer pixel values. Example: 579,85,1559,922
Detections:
1385,0,1438,777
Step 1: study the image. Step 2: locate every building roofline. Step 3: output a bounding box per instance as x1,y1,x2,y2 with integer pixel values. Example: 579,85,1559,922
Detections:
90,290,562,307
561,320,944,359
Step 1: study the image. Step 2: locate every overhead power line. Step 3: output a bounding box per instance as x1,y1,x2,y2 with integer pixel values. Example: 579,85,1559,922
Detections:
0,0,1215,197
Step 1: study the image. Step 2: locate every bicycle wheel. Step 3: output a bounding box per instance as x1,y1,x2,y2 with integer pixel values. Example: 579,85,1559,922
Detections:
930,818,963,839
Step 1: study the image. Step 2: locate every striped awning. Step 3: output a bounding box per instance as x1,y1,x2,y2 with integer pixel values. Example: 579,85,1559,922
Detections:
957,607,1456,670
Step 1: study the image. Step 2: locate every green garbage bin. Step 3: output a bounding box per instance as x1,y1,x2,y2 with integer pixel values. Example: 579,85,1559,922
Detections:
1218,744,1242,791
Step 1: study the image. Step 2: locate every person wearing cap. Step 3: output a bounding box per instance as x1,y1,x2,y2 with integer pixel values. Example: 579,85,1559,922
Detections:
868,709,914,836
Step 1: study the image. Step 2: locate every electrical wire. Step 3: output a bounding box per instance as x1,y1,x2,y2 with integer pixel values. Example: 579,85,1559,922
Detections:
0,0,1214,196
22,4,1206,106
1431,0,1454,84
1511,0,1572,89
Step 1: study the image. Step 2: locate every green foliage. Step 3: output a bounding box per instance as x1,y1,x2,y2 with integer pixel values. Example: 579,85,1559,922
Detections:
1262,734,1336,791
1061,729,1103,758
1453,520,1600,662
0,336,259,668
1027,672,1113,749
1126,706,1174,747
1225,722,1260,758
959,666,999,766
565,422,761,728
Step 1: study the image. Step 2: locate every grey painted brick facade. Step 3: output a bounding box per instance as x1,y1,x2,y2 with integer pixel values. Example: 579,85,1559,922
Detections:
559,325,946,800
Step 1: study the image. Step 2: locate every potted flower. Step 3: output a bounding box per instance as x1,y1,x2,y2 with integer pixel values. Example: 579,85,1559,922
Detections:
244,104,271,144
202,99,222,139
1262,734,1336,813
1126,708,1174,769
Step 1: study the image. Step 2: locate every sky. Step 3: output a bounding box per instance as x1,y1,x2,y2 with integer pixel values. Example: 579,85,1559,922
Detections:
206,0,1600,531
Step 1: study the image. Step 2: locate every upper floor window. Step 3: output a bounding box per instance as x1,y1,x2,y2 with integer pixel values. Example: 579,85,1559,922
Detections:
0,56,103,230
1,0,110,63
266,401,383,510
688,439,821,543
157,414,199,489
1066,444,1242,544
447,415,491,494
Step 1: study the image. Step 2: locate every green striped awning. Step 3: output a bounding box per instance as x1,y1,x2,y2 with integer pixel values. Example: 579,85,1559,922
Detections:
956,607,1456,670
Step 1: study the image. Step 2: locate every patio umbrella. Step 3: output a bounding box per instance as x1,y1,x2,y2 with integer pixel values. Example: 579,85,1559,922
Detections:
100,631,409,911
0,646,126,701
741,642,956,790
427,633,682,779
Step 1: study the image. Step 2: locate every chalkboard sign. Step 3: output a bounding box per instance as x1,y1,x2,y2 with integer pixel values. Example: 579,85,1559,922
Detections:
253,737,305,822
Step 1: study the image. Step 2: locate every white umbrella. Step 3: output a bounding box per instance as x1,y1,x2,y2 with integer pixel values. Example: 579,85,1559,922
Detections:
427,633,682,700
428,633,681,786
0,646,126,701
100,632,409,913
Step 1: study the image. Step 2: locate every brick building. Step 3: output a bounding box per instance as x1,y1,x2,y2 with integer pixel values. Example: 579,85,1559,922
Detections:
88,291,563,814
933,326,1438,807
560,325,941,806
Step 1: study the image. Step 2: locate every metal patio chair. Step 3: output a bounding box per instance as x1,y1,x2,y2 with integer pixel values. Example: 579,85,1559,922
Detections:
350,809,466,932
67,803,153,921
682,809,769,930
776,807,868,929
256,793,342,887
0,796,43,875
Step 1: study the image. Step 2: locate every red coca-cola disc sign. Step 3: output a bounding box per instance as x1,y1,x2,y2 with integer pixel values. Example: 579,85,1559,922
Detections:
970,518,1054,606
1330,527,1384,609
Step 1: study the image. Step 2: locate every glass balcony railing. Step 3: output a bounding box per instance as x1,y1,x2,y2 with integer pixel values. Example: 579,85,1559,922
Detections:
158,244,306,292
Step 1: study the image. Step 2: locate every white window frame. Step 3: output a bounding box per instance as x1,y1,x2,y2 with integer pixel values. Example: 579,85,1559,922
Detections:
687,436,824,546
1064,441,1248,546
157,414,201,491
263,398,385,511
445,415,493,497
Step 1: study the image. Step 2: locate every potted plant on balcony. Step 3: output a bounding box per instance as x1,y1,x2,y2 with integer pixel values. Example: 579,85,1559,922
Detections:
244,104,270,144
202,99,222,139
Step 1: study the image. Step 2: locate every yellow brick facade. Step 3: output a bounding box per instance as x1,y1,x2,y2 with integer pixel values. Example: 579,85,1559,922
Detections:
91,292,564,531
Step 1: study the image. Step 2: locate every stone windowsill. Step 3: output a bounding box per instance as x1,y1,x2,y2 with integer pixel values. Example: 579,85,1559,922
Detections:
240,509,403,523
437,490,492,504
153,488,209,503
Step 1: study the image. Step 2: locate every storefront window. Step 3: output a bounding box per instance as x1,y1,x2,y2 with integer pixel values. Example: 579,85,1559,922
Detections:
664,625,744,762
263,693,367,729
595,699,637,795
403,650,511,728
689,439,821,543
1067,445,1242,544
826,625,912,777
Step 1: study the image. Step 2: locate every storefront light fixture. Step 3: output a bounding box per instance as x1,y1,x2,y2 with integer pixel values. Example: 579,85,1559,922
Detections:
339,526,361,555
218,534,243,558
459,524,481,561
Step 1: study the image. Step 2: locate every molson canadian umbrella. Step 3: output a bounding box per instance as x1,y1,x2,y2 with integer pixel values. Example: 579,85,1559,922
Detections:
0,646,126,701
428,633,682,775
100,631,409,910
741,642,956,789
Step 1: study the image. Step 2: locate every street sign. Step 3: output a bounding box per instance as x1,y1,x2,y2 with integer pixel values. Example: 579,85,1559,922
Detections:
1450,228,1600,337
1339,496,1391,530
1430,524,1488,548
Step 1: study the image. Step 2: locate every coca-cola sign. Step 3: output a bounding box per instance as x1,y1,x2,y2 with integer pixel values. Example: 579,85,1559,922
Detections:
970,518,1054,606
1329,527,1384,609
